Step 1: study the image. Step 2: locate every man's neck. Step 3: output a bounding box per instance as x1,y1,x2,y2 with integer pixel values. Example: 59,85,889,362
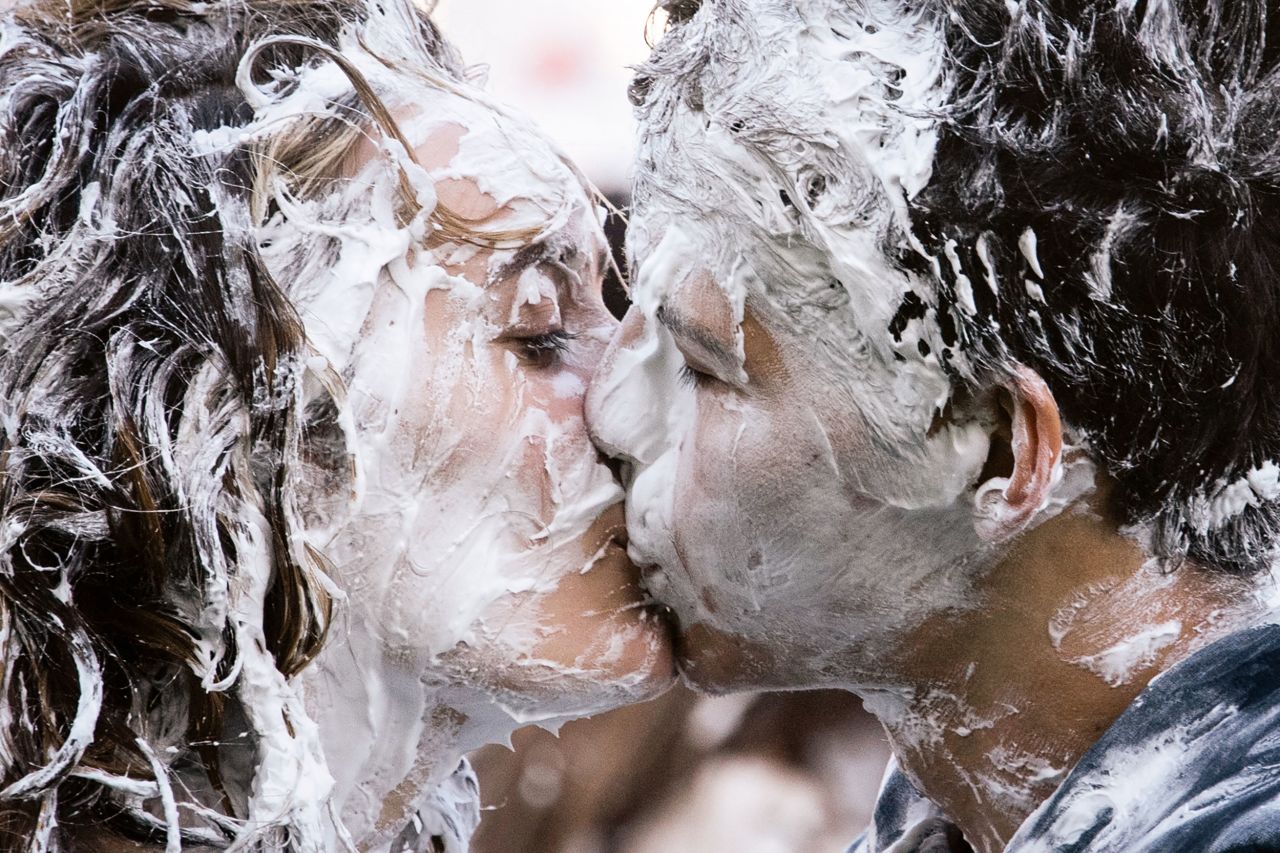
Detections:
867,502,1260,852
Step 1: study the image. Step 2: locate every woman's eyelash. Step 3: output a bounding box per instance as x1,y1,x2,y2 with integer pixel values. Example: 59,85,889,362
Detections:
518,330,577,366
678,363,715,389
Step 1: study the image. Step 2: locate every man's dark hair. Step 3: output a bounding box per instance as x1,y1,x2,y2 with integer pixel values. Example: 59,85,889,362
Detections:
912,0,1280,574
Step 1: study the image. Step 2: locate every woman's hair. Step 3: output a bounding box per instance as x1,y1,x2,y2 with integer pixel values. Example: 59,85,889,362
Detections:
0,0,488,847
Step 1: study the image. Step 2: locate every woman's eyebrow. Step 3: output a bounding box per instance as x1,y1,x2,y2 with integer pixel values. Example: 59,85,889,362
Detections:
494,239,591,276
492,242,551,282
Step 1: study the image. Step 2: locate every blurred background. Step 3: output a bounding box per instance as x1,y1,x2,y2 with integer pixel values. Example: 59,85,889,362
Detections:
436,0,656,194
433,2,891,851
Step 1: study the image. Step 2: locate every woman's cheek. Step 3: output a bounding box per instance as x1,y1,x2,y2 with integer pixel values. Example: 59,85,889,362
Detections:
423,340,519,465
449,345,602,541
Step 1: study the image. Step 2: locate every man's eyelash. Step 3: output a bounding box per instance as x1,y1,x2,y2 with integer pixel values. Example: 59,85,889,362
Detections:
678,363,715,389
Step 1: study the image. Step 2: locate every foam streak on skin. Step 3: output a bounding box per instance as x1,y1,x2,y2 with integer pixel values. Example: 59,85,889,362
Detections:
1068,620,1182,687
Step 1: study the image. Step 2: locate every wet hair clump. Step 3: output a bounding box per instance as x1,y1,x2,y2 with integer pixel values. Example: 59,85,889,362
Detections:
913,0,1280,574
0,0,462,848
660,0,705,24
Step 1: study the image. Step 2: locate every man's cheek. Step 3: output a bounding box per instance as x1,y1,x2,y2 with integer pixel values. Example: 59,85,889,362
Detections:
673,398,780,608
673,455,747,597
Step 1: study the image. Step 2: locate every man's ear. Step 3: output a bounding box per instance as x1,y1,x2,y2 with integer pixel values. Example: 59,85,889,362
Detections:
973,366,1063,543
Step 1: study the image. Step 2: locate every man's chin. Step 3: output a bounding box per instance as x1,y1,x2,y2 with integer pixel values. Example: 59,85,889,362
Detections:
672,622,783,695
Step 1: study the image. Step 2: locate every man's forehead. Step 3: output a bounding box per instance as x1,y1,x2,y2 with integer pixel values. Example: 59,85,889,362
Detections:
633,0,942,241
629,0,951,376
645,0,825,95
636,0,942,170
645,0,937,72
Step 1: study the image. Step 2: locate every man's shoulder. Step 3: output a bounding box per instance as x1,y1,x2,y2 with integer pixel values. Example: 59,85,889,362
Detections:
854,622,1280,853
1009,621,1280,852
849,760,973,853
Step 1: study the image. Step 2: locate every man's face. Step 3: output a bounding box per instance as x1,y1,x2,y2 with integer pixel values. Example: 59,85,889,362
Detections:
588,0,996,691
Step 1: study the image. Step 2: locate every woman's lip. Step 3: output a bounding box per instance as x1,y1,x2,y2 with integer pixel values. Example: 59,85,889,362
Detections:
598,501,629,544
592,516,679,641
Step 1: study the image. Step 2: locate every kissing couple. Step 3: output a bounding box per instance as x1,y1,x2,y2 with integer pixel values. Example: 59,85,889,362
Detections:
1,0,1278,851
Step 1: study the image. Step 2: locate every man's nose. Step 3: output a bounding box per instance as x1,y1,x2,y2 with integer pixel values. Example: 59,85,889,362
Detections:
586,305,648,461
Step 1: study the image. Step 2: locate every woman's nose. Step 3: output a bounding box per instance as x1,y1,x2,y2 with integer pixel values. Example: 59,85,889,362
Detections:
585,305,649,460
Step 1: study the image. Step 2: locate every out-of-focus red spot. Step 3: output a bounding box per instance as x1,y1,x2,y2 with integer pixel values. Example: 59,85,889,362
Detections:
530,42,589,89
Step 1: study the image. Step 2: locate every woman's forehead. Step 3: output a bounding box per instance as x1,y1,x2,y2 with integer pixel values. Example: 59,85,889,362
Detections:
403,91,590,214
339,83,596,230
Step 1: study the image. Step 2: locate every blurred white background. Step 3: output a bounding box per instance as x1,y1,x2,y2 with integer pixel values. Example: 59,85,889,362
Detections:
434,0,658,192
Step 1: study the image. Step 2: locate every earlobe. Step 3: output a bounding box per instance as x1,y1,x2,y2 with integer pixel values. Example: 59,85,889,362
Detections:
974,366,1063,543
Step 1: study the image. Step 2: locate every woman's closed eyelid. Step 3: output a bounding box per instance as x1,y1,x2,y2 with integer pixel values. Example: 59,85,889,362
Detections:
505,314,562,338
510,329,578,368
505,277,563,333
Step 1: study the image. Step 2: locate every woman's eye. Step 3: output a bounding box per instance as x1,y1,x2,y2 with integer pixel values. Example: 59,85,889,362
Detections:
515,330,576,368
678,363,716,389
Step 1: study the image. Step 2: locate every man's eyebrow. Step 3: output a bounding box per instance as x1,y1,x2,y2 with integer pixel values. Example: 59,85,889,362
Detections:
656,305,738,365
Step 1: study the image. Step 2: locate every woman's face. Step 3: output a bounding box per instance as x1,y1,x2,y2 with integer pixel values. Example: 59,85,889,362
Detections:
276,87,673,839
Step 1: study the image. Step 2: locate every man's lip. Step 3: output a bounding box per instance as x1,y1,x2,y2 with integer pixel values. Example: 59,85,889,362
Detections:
634,560,670,598
647,600,681,642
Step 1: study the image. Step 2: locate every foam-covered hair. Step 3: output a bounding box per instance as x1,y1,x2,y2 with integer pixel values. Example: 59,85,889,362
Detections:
0,0,464,848
909,0,1280,573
